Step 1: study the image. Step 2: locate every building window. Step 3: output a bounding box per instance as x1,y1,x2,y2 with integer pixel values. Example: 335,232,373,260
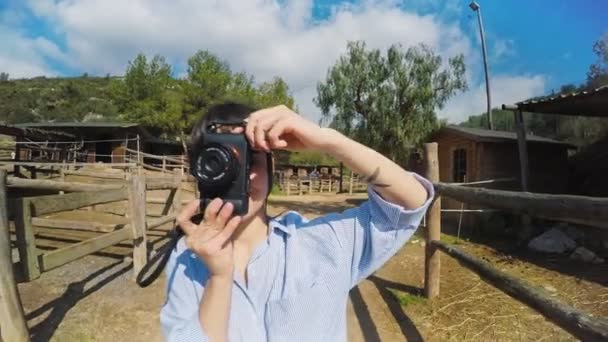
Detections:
452,148,467,182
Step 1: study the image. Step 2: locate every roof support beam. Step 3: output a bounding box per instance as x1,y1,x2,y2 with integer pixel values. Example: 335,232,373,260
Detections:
514,109,530,191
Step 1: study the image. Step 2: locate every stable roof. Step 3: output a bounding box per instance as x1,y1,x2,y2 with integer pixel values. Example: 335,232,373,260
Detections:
441,125,575,148
503,85,608,117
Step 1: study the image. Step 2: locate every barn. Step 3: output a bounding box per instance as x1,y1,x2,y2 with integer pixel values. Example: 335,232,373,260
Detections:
13,122,182,163
429,125,575,225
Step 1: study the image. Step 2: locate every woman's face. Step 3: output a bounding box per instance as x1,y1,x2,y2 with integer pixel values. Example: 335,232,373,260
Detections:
215,124,270,220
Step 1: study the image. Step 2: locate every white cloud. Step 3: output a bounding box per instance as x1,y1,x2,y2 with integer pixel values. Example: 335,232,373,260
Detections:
0,24,58,78
438,74,546,123
6,0,546,125
492,38,515,61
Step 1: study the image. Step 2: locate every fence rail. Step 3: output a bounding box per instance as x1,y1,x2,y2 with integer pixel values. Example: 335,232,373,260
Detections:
422,142,608,341
431,240,608,341
434,182,608,229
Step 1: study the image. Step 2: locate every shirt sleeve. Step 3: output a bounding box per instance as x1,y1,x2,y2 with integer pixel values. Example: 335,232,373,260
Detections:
160,239,209,342
322,172,434,288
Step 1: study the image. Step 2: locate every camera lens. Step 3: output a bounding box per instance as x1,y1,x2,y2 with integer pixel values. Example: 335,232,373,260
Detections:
205,155,222,175
194,143,239,188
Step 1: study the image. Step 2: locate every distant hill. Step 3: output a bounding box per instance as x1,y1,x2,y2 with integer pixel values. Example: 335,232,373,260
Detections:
0,75,122,125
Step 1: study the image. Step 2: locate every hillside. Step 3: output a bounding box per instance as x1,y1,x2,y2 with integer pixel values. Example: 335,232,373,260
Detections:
0,75,121,125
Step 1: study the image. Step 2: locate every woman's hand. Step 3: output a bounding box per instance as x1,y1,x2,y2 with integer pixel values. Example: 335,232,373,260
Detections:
176,198,241,279
245,105,336,152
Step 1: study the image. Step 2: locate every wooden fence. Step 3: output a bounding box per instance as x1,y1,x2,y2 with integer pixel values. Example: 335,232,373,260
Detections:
278,170,366,195
124,147,187,174
0,166,183,341
421,142,608,341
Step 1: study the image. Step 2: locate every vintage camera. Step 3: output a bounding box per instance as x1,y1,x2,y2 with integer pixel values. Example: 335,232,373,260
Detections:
190,123,252,216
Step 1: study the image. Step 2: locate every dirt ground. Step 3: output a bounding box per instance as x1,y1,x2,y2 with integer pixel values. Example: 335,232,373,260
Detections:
12,192,608,341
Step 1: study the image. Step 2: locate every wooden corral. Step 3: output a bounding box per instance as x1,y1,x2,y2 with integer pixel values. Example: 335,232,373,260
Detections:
274,163,368,195
0,149,195,341
421,142,608,341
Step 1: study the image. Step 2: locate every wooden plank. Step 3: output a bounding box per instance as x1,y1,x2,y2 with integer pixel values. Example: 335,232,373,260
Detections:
31,217,126,233
13,198,40,281
7,177,124,192
171,170,183,215
433,182,608,228
29,188,128,216
423,143,441,299
432,240,608,341
127,175,148,277
124,147,184,164
142,163,168,173
146,179,177,190
63,169,126,180
147,215,176,230
40,228,132,272
0,170,30,341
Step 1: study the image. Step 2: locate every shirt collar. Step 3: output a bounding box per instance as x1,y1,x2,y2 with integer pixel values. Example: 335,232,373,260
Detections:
268,217,294,236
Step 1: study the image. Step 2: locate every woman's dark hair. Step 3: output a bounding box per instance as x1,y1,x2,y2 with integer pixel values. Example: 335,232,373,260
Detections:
189,102,274,195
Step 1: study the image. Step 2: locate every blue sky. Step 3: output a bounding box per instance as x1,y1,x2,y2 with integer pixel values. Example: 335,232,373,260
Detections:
1,0,606,123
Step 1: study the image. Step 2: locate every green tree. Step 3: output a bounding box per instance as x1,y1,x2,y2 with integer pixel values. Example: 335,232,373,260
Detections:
0,72,8,82
182,50,296,132
587,32,608,89
113,53,178,135
256,77,296,110
315,41,466,165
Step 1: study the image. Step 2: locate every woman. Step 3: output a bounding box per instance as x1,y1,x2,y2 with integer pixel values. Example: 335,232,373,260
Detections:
160,102,434,341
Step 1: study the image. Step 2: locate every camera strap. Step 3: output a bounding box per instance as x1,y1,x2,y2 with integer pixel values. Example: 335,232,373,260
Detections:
135,226,184,288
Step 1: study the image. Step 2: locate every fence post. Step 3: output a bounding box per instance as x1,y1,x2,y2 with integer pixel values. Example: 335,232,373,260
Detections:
171,169,182,216
424,142,441,299
127,174,147,278
0,170,30,342
14,198,39,281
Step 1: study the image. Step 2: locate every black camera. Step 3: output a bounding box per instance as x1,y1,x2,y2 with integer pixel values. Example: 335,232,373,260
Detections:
190,125,252,216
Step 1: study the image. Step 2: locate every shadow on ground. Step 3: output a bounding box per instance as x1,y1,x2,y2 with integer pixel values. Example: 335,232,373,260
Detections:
26,260,132,342
349,275,424,342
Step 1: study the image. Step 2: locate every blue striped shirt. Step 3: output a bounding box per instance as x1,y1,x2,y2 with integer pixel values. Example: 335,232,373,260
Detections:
160,172,434,341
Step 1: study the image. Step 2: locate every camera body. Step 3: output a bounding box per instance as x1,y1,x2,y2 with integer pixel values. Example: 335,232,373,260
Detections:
190,129,251,216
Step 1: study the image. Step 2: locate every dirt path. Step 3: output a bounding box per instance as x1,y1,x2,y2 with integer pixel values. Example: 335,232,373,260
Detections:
14,193,607,341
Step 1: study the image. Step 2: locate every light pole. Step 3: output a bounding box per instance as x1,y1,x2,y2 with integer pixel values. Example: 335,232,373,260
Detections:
470,1,493,130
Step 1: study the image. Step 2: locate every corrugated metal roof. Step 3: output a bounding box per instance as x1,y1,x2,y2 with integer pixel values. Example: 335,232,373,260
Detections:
14,122,153,140
503,85,608,117
444,125,575,147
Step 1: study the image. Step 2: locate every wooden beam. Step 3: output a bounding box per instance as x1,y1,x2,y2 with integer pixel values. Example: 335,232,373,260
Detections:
142,163,168,173
7,177,124,192
433,182,608,228
432,240,608,341
514,109,530,191
423,143,441,299
13,198,39,281
62,169,126,180
31,217,126,233
146,179,177,190
169,170,183,216
147,215,176,230
127,174,148,277
0,170,30,342
29,189,128,216
124,147,184,164
40,228,132,272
